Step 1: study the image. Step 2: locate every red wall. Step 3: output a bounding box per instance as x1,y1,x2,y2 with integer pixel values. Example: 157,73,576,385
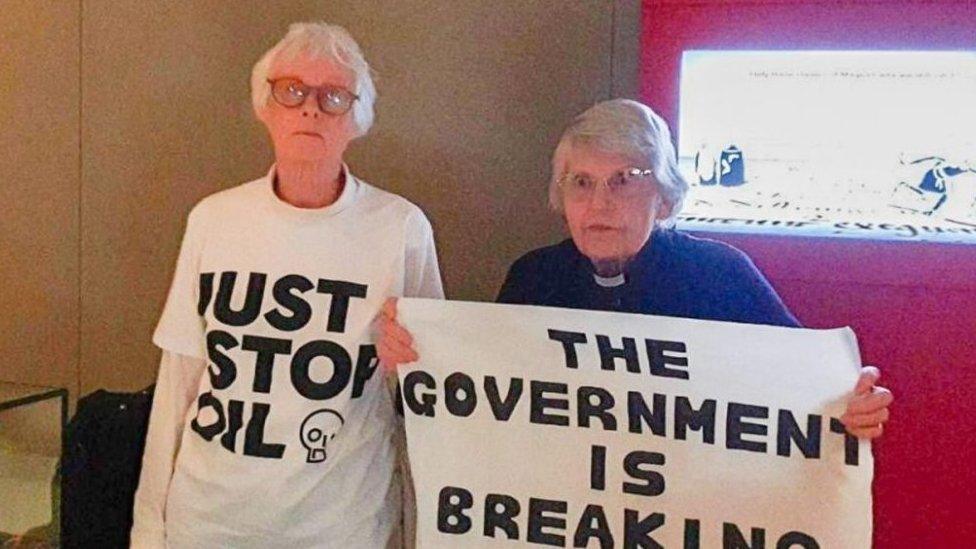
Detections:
640,1,976,545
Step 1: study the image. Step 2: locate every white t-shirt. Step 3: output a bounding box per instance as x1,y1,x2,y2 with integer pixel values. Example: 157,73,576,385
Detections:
150,166,442,548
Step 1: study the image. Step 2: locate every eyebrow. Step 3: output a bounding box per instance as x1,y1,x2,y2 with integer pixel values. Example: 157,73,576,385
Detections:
568,168,626,177
271,75,351,88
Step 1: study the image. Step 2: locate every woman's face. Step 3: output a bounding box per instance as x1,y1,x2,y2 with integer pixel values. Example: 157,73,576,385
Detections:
258,54,358,164
561,148,667,268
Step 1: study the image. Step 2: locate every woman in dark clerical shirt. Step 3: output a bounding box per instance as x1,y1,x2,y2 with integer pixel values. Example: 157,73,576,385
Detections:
378,99,891,440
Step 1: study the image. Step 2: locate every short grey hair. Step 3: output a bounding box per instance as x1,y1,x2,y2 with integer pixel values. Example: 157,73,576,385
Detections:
548,99,688,227
250,21,376,137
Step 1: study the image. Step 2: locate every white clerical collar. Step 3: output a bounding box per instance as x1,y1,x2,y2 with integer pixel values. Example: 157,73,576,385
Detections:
593,272,626,288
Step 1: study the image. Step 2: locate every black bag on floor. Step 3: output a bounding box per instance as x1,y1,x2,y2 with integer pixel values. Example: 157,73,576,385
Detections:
60,385,154,549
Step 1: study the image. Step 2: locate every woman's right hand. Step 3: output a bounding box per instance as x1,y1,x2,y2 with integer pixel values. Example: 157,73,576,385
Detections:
377,297,419,373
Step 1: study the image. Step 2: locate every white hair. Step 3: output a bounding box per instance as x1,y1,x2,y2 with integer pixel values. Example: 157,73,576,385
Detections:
548,99,688,227
250,21,376,137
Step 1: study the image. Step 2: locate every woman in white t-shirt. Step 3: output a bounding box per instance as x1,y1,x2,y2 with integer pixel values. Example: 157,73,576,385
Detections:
131,22,442,549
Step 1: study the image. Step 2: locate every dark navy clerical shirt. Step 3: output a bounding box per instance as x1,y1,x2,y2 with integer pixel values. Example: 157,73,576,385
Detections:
496,229,800,328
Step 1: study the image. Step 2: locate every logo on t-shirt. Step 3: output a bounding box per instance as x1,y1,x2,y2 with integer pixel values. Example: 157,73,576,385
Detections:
300,409,345,463
188,271,380,464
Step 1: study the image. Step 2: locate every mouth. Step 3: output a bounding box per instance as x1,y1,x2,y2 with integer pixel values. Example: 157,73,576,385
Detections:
294,131,324,139
586,224,620,232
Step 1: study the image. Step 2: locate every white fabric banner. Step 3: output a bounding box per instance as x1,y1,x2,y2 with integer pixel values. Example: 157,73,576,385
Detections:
398,298,873,548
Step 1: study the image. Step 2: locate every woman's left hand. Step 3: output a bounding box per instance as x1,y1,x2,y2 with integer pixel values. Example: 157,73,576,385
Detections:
840,366,893,439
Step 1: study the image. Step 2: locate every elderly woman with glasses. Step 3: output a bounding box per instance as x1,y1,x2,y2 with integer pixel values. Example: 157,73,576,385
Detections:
378,99,892,441
131,22,442,548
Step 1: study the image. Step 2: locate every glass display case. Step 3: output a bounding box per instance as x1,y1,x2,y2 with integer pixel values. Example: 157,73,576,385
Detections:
0,382,67,547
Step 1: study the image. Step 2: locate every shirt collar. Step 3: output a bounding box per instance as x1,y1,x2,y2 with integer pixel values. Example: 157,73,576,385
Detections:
571,229,665,287
261,163,359,223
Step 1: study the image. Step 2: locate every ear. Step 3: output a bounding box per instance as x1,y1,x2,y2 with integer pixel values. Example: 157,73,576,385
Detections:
653,194,673,222
255,102,272,125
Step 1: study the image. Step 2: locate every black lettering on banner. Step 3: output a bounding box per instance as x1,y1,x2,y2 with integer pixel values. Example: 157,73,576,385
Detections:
264,274,314,331
624,509,664,548
777,411,822,459
197,272,215,316
485,376,523,421
723,523,764,549
214,271,267,326
829,417,860,466
590,445,607,491
191,392,225,441
243,402,285,458
527,498,567,546
573,504,613,548
437,486,473,534
484,493,520,539
316,279,368,333
646,339,690,379
777,531,819,549
628,392,667,436
404,371,437,417
596,335,640,373
684,519,701,549
445,372,477,417
674,397,717,443
220,399,244,452
351,344,379,399
578,386,617,430
530,381,570,426
242,335,292,393
547,329,588,369
206,330,238,390
290,340,352,400
727,403,769,453
623,451,666,497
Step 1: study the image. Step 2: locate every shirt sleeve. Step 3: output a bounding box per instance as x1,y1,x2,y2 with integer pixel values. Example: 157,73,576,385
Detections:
495,263,525,304
717,249,801,328
388,407,416,549
130,351,207,548
403,208,444,299
496,252,539,305
153,207,208,360
390,208,440,548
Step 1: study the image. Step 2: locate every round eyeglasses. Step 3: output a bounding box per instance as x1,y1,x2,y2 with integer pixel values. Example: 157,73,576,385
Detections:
558,167,655,202
267,77,358,116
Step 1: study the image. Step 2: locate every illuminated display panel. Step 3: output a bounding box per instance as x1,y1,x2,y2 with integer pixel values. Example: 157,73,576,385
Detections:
677,51,976,243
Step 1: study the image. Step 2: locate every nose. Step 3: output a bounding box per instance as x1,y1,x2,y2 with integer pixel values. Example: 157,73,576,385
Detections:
301,94,322,119
588,181,614,210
